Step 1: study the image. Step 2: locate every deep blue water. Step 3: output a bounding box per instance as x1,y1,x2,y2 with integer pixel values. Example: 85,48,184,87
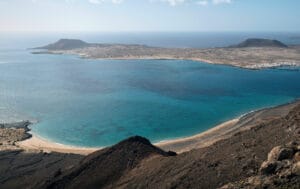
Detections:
0,32,300,147
1,31,300,49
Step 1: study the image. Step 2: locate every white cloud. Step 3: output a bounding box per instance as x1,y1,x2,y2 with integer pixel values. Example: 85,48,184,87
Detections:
88,0,123,4
33,0,231,6
157,0,185,6
111,0,123,3
212,0,231,5
196,0,208,6
157,0,232,6
88,0,102,4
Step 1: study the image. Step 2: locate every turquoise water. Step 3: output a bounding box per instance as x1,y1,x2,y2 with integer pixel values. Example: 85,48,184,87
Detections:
0,48,300,147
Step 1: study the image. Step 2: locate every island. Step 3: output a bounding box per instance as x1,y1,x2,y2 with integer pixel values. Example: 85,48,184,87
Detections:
33,38,300,69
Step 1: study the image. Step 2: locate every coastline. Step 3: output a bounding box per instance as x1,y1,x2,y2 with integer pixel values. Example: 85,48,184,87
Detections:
17,134,100,155
157,99,300,152
12,117,241,155
3,99,299,155
155,118,239,153
33,41,300,70
92,57,300,70
35,50,300,70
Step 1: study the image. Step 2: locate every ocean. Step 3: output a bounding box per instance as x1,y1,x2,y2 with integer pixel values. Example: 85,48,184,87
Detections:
0,32,300,147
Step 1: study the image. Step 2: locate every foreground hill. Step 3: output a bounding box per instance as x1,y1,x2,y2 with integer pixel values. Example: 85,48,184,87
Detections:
46,136,176,189
33,38,300,69
1,100,299,188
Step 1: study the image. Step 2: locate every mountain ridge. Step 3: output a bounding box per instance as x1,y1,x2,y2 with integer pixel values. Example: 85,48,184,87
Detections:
230,38,288,48
35,39,91,50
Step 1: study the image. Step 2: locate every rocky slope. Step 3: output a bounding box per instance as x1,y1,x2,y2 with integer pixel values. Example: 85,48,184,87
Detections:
221,143,300,189
46,136,176,189
0,150,82,189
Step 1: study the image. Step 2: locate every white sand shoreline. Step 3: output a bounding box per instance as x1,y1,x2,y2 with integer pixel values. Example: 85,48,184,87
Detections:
155,119,239,145
156,118,240,153
17,117,241,155
17,100,299,155
17,134,100,155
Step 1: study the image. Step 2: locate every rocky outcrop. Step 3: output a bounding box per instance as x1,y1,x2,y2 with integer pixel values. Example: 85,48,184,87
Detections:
221,142,300,189
0,121,31,130
0,121,32,150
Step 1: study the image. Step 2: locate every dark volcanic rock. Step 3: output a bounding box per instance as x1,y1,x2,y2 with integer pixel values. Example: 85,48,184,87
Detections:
46,136,175,189
0,150,82,189
0,120,31,130
260,161,278,175
230,38,288,48
267,146,294,161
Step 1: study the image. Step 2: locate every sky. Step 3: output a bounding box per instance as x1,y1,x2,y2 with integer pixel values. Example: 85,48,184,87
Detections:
0,0,300,32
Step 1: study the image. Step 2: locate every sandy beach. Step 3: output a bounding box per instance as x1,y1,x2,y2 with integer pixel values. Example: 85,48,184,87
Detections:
156,119,240,153
11,99,300,155
1,100,300,188
16,118,241,155
158,100,300,152
17,135,99,155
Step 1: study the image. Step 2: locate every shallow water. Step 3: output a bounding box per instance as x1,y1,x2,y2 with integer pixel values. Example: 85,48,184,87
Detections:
0,47,300,147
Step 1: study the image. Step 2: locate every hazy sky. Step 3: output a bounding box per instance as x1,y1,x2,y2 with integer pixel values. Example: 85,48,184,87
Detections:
0,0,300,32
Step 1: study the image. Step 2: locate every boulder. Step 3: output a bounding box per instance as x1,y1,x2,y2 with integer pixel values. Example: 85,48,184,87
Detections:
267,146,294,161
260,161,277,175
295,152,300,162
292,162,300,176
